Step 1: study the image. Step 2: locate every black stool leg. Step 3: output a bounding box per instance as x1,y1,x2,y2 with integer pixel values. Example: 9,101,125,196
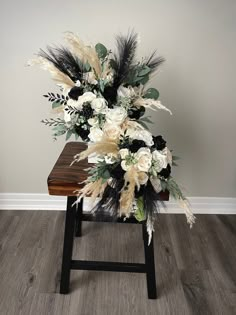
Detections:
142,223,157,299
60,196,77,294
75,197,83,237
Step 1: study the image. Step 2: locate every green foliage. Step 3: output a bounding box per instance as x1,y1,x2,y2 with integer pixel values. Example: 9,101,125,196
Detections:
52,101,63,109
134,196,146,221
87,160,111,183
95,43,108,59
66,129,73,141
165,177,186,201
143,88,159,100
125,64,151,86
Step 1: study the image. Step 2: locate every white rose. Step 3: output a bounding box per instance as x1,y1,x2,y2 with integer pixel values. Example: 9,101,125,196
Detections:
162,147,172,166
130,129,154,147
67,98,81,109
135,148,152,172
119,148,129,159
103,123,122,140
152,150,168,172
88,117,98,127
88,127,103,142
91,97,107,114
106,107,127,125
77,92,96,107
83,71,98,85
121,160,132,171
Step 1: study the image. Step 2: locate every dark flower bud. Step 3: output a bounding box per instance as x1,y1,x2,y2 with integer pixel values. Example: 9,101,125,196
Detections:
128,106,145,120
74,124,90,141
68,86,83,100
152,135,166,150
158,164,171,179
129,140,147,153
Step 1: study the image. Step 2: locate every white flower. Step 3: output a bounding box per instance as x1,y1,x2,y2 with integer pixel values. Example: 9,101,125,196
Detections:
130,129,154,147
104,153,116,164
83,71,98,85
103,123,122,140
106,107,127,125
67,98,81,109
117,86,134,98
63,106,72,124
88,127,103,142
152,150,168,172
119,148,129,159
91,97,107,114
162,147,172,166
88,117,98,127
135,148,152,172
121,160,131,171
75,80,81,87
77,92,96,107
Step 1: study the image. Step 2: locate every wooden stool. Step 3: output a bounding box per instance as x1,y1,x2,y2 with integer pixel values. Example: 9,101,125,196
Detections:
48,142,169,299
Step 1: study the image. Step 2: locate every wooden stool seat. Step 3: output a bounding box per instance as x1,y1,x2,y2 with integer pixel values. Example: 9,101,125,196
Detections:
47,142,169,299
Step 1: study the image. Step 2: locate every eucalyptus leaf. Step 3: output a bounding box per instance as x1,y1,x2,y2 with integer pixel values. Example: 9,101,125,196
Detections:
52,101,63,109
66,129,73,141
143,88,159,100
138,66,151,77
95,43,108,59
139,75,149,85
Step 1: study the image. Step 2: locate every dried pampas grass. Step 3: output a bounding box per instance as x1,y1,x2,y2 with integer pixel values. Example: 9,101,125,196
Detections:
27,57,74,90
134,97,172,115
64,32,102,77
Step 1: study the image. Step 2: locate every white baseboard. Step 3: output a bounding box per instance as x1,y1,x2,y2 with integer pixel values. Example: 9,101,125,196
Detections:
0,193,235,214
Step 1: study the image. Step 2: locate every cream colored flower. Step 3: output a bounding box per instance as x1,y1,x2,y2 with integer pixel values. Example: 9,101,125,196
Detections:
106,107,127,125
103,123,122,140
152,150,168,172
88,117,99,127
135,148,152,172
121,160,132,171
88,127,103,142
162,147,172,166
91,97,107,114
119,148,129,159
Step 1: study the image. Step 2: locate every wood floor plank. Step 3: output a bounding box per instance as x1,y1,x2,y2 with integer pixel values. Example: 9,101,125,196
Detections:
0,211,235,315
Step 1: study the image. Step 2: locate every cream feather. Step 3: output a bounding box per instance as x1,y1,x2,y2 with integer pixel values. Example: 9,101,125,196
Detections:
28,56,74,89
64,32,102,77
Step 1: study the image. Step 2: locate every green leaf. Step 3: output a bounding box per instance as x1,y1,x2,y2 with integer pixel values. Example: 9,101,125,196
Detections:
134,197,146,222
95,43,108,59
84,62,91,72
102,169,110,179
140,116,154,124
138,75,149,85
143,88,159,100
66,129,73,141
138,66,151,77
52,101,63,109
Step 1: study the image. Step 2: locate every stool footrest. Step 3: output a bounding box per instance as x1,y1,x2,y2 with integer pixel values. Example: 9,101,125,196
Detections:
71,260,146,273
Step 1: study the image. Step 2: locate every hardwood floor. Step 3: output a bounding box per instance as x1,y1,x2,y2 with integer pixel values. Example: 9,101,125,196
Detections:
0,210,235,315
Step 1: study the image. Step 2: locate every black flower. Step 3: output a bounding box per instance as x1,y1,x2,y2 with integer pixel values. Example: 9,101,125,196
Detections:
81,103,94,119
68,86,83,100
129,140,147,153
158,164,171,179
128,106,145,120
74,124,90,141
152,135,166,150
110,163,125,179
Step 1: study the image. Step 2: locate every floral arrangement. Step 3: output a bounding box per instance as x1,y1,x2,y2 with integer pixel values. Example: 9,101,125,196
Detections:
29,31,195,242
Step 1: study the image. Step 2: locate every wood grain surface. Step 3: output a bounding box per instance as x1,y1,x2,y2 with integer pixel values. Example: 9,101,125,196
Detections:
0,211,235,315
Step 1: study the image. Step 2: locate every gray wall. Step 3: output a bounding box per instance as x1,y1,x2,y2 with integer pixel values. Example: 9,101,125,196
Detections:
1,0,236,197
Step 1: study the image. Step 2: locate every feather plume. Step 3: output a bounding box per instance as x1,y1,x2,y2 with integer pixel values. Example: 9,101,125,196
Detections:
113,31,138,87
64,32,102,77
178,199,196,228
134,97,172,115
28,56,74,89
76,178,107,203
145,51,165,74
119,166,139,217
72,138,119,164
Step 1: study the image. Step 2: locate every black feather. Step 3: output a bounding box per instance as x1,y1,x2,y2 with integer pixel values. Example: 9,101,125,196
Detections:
145,50,165,74
143,180,165,220
38,46,84,82
112,31,138,88
91,178,124,220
